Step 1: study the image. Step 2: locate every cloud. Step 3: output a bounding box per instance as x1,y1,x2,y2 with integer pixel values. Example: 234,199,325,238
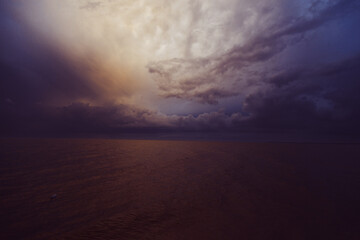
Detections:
1,0,360,139
240,53,360,134
80,1,101,10
2,53,360,138
148,0,360,105
0,101,247,137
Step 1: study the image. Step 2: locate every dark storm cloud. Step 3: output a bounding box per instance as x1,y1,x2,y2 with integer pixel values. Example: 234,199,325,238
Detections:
142,0,360,138
0,102,246,137
0,102,158,136
56,104,244,132
1,0,360,139
241,53,360,134
272,0,359,37
148,0,360,105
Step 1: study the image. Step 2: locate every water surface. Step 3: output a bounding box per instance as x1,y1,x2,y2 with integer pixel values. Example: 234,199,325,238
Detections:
1,138,360,239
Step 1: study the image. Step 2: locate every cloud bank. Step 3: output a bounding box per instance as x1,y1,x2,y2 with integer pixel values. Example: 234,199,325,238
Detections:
1,0,360,140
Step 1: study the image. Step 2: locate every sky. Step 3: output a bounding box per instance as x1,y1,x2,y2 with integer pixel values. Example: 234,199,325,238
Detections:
1,0,360,141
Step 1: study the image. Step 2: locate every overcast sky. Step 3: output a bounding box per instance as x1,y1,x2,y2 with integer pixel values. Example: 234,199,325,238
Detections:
1,0,360,140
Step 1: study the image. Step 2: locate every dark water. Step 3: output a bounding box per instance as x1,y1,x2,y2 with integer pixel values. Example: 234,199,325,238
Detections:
1,138,360,239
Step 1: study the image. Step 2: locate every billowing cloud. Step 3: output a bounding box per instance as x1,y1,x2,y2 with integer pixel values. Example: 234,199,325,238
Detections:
1,0,360,140
0,102,247,137
148,0,360,104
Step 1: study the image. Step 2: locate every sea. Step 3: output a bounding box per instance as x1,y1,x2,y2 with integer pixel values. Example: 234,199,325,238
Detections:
1,138,360,239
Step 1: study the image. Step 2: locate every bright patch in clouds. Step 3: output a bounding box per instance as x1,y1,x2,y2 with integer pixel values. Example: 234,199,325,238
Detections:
1,0,360,137
19,0,282,109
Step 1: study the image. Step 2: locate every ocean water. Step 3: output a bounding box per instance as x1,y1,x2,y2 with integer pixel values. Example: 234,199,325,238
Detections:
1,138,360,239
